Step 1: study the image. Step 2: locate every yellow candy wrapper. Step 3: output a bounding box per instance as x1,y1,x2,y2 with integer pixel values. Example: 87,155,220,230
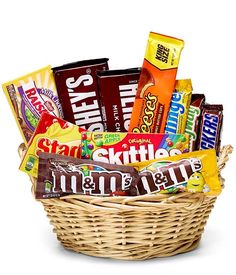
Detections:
2,66,63,144
129,149,221,196
165,79,192,134
19,112,84,178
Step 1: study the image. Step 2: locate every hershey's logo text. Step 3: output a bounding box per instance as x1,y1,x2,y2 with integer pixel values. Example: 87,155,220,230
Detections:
66,75,104,131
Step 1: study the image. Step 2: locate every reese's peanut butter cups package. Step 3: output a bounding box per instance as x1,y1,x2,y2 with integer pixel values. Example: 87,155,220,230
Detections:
129,149,221,196
36,152,139,199
19,112,85,177
53,58,109,132
97,68,141,132
81,132,189,164
2,66,63,143
165,79,192,134
129,32,184,133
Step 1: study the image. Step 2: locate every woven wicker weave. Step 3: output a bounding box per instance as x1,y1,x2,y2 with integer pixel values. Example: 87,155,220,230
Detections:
19,144,232,260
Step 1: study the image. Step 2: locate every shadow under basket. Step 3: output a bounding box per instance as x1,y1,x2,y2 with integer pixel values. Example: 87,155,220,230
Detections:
19,144,233,260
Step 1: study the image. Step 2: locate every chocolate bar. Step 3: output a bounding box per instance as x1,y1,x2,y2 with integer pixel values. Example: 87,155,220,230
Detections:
197,104,223,155
185,94,205,151
53,58,109,132
36,152,139,199
97,68,141,132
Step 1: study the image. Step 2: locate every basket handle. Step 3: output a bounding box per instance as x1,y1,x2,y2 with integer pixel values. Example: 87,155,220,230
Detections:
217,145,233,172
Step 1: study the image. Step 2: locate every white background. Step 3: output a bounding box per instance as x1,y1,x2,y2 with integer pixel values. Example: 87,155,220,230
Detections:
0,0,235,274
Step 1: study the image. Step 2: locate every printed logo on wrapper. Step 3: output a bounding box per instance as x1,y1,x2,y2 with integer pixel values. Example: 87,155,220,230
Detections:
81,132,190,165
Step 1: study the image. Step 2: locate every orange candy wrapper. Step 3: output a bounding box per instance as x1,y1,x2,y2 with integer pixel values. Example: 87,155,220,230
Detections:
129,32,184,133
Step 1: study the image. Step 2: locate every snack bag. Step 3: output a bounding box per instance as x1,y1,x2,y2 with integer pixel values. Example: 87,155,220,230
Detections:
36,152,139,199
19,112,85,177
129,32,184,133
2,66,63,143
165,79,192,134
129,149,221,196
81,132,189,164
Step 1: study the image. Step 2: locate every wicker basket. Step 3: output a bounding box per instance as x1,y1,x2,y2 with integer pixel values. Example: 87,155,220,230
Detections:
19,144,232,260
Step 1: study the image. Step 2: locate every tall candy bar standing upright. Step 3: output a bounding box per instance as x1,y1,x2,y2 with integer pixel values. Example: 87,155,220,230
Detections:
129,32,184,133
53,58,109,132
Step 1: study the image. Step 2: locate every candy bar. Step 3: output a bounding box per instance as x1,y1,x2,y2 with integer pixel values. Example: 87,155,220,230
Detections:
2,66,63,143
36,152,139,199
129,149,221,196
197,104,223,155
185,94,205,151
165,79,192,134
53,58,109,132
19,112,85,177
129,32,184,133
81,132,189,164
97,68,141,132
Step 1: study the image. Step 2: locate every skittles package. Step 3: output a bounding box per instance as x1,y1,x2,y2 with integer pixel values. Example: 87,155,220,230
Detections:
129,149,221,196
81,132,189,164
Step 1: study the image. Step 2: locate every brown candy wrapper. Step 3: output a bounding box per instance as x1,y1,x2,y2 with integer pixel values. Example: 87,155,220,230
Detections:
53,58,109,132
197,104,223,155
185,94,205,151
97,68,141,132
36,152,139,199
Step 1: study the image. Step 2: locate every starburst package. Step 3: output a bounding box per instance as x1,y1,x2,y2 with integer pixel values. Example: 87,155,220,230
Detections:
129,149,221,196
19,112,85,177
2,66,63,143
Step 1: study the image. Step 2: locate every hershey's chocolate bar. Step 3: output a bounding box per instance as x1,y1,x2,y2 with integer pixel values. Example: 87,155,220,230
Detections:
97,68,141,132
53,58,109,132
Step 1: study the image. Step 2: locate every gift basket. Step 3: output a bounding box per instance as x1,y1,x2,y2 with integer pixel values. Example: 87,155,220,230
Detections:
3,32,233,260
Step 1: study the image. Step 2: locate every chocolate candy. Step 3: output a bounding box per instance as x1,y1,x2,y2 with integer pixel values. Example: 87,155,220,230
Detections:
97,68,141,132
165,79,192,134
19,112,85,177
185,94,205,151
53,58,109,132
2,66,63,143
81,132,189,164
36,152,139,199
129,149,221,196
129,32,184,133
197,104,223,155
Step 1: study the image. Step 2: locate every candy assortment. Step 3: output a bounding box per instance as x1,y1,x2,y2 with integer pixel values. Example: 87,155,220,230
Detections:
3,31,224,199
